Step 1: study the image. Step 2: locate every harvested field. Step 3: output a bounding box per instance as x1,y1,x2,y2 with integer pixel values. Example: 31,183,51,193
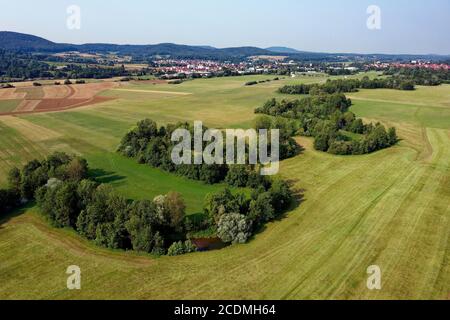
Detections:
0,100,21,113
16,87,45,100
70,82,118,99
0,82,118,115
42,85,73,99
0,88,26,100
14,100,41,112
35,97,115,111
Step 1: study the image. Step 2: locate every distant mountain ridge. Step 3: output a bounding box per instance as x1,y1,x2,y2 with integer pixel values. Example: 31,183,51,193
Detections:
1,31,449,62
0,31,274,60
266,46,302,54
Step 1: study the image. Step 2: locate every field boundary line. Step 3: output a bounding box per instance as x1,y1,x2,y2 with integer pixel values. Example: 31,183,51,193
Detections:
112,88,192,96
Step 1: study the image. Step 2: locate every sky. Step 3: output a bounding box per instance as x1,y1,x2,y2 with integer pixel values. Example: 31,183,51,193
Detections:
0,0,449,55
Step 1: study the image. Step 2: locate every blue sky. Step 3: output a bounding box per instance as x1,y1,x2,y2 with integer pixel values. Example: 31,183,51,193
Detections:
1,0,449,54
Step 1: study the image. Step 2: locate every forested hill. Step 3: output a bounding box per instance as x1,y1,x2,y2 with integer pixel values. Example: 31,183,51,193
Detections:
1,31,449,62
0,31,275,60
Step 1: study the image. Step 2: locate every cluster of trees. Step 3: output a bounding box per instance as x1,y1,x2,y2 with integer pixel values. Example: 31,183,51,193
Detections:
37,177,190,255
384,67,450,86
278,76,416,95
54,64,130,80
1,151,296,255
118,119,300,184
312,120,398,155
245,78,278,86
0,152,88,217
0,50,131,81
116,119,298,245
255,93,397,155
0,152,195,256
204,175,293,244
326,68,357,76
0,50,53,79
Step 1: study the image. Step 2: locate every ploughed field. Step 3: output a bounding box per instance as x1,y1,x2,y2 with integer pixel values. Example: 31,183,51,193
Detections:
0,74,449,299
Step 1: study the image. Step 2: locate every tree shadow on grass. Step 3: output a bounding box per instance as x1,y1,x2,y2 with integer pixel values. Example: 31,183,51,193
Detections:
89,168,127,186
0,201,35,229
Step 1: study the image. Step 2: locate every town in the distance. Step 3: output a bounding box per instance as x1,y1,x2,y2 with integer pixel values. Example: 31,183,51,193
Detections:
0,31,449,86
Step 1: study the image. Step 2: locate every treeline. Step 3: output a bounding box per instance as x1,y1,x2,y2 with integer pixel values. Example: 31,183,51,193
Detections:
0,152,188,255
245,78,279,86
384,67,450,86
54,64,130,79
0,50,130,81
0,152,89,216
278,76,416,95
38,179,194,255
117,119,300,184
203,175,293,244
116,119,297,244
1,151,296,255
255,93,397,155
0,50,53,79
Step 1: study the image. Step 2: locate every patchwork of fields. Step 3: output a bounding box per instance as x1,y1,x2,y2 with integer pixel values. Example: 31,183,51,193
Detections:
0,74,449,299
0,81,118,115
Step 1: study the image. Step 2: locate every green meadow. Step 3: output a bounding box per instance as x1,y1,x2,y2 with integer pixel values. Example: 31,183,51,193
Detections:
0,75,449,299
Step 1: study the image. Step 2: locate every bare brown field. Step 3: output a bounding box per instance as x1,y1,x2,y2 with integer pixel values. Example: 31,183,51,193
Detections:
0,82,118,115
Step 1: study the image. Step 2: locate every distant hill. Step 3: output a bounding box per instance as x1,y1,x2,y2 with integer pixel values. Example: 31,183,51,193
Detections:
0,31,74,52
0,31,276,60
1,31,449,62
266,46,302,54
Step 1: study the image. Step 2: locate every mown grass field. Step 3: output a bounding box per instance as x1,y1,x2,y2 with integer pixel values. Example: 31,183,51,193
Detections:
0,74,449,299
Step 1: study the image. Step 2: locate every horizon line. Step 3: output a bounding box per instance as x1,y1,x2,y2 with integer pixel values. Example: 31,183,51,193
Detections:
2,30,450,57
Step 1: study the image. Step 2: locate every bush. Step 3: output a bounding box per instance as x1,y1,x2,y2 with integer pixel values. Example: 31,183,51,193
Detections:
217,213,252,244
167,240,197,256
64,79,72,85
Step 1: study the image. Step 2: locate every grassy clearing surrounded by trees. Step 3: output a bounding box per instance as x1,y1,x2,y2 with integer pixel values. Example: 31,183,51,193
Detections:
0,74,449,299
